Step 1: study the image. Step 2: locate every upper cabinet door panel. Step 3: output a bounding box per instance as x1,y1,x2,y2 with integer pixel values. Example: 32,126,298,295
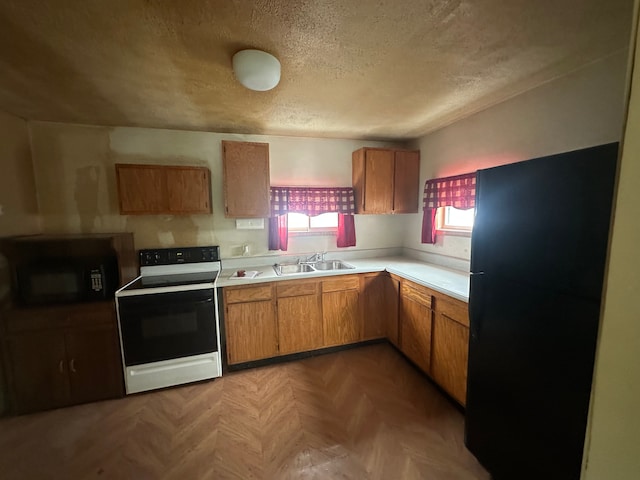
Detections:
166,166,211,214
393,150,420,213
364,149,394,213
222,141,270,218
116,164,166,214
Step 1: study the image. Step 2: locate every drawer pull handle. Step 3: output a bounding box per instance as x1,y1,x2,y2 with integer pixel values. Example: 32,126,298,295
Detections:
70,359,77,373
58,360,64,374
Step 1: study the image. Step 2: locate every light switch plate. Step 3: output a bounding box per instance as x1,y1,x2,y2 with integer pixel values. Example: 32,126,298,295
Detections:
235,218,264,230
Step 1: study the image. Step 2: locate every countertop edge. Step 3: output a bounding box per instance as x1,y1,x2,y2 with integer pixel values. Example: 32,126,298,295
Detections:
217,257,470,303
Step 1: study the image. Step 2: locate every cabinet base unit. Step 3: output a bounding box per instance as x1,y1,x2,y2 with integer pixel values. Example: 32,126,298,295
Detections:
124,352,221,394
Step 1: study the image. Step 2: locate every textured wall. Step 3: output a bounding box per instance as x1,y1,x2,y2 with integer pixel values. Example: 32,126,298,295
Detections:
28,123,406,257
0,110,40,238
581,12,640,478
404,50,629,268
0,109,40,415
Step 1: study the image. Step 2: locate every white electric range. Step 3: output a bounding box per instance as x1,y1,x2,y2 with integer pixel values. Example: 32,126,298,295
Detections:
115,246,222,394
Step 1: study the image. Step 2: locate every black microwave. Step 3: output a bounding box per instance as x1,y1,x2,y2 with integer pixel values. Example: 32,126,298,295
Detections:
15,256,119,306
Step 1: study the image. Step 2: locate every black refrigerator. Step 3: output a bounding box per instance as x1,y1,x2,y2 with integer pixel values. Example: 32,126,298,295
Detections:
465,142,619,480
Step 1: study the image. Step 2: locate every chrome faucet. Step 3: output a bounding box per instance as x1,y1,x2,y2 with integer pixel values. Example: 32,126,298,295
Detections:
303,252,326,263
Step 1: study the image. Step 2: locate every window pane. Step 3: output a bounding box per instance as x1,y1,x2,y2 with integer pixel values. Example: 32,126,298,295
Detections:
309,212,338,229
288,212,310,231
444,207,475,228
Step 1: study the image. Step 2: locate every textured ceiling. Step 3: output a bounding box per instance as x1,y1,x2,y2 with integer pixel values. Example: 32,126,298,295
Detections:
0,0,634,140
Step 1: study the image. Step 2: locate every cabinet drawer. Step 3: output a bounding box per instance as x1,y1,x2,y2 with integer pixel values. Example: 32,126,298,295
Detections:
322,276,359,293
225,284,273,304
401,282,432,308
277,281,319,298
437,297,469,327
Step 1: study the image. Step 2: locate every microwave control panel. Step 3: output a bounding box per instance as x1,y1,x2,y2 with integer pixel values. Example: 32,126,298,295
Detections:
90,269,104,291
139,246,221,266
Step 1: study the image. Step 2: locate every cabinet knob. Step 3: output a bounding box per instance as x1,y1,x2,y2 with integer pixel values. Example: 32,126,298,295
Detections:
58,360,65,374
70,358,77,373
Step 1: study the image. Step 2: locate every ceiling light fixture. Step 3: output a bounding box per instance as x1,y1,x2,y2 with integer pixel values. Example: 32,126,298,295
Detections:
232,49,281,91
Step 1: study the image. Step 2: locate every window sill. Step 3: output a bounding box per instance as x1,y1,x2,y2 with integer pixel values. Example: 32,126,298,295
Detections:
436,228,472,238
289,230,337,237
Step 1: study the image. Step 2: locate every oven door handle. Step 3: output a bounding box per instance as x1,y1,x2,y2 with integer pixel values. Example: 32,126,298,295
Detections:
118,295,214,315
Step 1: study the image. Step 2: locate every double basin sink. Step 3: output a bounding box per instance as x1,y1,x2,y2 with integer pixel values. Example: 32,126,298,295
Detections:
273,260,356,276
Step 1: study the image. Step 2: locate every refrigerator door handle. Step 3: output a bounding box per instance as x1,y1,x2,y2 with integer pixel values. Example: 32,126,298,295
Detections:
469,272,485,340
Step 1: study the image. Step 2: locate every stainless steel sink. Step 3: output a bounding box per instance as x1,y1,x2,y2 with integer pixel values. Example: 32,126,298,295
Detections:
313,260,355,271
273,263,316,276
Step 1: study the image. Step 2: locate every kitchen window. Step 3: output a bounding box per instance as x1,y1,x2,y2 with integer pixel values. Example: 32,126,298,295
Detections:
288,212,338,234
436,206,475,233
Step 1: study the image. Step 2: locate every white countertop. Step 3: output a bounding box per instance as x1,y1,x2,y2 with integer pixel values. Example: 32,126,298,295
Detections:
217,256,470,302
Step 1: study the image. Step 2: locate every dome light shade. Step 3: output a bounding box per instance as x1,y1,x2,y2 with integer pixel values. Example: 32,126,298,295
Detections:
232,49,281,91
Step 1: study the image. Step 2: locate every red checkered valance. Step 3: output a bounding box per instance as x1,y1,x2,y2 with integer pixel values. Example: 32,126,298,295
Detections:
422,172,476,210
270,187,356,217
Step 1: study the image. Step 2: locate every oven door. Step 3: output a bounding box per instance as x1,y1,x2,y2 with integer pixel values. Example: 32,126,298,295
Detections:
117,288,218,366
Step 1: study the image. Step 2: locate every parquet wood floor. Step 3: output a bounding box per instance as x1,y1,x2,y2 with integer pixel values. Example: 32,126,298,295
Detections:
0,343,489,479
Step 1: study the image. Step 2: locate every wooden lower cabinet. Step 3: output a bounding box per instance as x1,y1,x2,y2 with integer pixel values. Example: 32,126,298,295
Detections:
222,273,469,407
361,273,386,340
385,275,400,346
6,332,70,413
399,294,433,374
276,281,323,354
1,302,124,414
225,291,278,364
431,298,470,406
322,276,361,347
64,325,124,405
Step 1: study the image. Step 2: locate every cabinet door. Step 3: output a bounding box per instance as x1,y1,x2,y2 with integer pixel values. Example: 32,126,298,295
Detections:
116,164,166,214
363,149,394,213
431,312,469,405
277,294,323,354
226,300,278,364
222,141,270,218
393,150,420,213
166,166,211,214
361,274,386,340
322,289,360,346
385,275,400,346
400,297,432,374
6,332,70,413
65,325,124,405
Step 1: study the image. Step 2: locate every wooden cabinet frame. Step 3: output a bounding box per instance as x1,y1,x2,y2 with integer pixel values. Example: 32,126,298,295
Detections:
352,147,420,214
221,272,470,407
116,163,211,215
222,140,270,218
1,302,124,414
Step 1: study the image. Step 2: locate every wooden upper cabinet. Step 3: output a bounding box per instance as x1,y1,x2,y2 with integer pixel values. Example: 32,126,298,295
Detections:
116,164,211,215
166,166,211,213
222,140,270,218
393,150,421,213
352,147,420,214
116,164,166,214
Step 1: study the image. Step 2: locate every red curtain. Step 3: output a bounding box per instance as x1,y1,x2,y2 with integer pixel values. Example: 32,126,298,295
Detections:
268,214,288,251
421,172,476,244
269,187,356,251
337,214,356,247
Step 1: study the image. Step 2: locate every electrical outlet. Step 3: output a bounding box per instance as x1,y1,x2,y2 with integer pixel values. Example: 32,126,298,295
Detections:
235,218,264,229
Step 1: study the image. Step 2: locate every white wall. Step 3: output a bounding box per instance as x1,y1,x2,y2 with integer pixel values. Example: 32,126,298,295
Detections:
581,6,640,478
28,123,406,258
403,50,629,269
